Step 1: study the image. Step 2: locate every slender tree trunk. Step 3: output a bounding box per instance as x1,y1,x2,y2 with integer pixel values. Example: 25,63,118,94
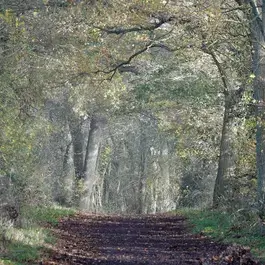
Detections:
137,119,147,214
102,161,111,207
60,140,74,206
68,114,85,180
138,153,146,214
159,141,171,211
203,49,239,208
54,141,72,205
150,178,158,214
213,96,232,207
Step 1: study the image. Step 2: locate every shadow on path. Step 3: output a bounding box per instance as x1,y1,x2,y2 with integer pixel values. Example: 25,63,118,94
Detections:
42,214,231,265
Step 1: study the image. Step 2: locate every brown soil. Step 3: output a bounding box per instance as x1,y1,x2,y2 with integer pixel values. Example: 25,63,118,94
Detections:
41,213,261,265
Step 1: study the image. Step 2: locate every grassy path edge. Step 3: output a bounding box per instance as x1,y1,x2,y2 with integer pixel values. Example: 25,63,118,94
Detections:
175,208,265,262
0,206,76,265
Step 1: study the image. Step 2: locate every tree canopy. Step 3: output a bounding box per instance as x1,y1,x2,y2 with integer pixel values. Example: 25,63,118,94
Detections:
0,0,262,218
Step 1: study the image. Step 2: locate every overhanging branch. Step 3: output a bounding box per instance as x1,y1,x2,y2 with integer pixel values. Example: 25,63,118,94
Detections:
94,41,180,80
94,16,175,35
94,42,153,79
92,13,187,35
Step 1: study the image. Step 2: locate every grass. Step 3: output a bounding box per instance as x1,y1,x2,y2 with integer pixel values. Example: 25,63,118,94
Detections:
0,206,76,265
176,208,265,262
22,206,75,226
2,243,42,265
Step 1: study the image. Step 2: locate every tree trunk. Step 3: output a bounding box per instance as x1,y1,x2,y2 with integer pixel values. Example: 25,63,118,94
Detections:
102,161,111,207
68,113,85,180
203,48,240,209
137,119,147,214
80,116,104,210
213,95,233,207
59,139,74,206
159,141,171,211
251,2,265,212
235,0,265,223
150,178,158,214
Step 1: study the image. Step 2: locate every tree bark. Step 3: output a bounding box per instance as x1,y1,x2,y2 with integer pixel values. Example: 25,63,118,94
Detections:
102,164,110,207
159,141,171,211
80,115,104,210
203,49,237,208
68,111,85,180
150,178,158,214
212,95,234,207
234,0,265,216
250,1,265,211
137,118,147,214
59,140,74,206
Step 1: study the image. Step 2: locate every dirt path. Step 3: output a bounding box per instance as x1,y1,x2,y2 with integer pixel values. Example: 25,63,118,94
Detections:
41,214,259,265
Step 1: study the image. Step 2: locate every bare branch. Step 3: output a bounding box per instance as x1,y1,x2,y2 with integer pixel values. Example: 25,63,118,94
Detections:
201,44,229,93
95,24,160,35
93,40,183,80
95,43,152,79
94,16,175,35
150,43,178,52
221,6,247,13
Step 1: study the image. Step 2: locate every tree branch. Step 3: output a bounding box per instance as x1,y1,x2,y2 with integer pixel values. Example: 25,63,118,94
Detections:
94,41,182,80
94,43,153,79
221,6,247,13
201,45,229,93
150,43,178,52
94,15,175,35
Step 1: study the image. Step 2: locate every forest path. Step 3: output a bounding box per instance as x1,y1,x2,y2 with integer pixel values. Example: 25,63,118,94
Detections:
41,213,256,265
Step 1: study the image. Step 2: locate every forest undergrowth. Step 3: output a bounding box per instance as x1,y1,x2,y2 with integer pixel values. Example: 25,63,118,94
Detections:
177,208,265,262
1,207,265,264
0,206,75,265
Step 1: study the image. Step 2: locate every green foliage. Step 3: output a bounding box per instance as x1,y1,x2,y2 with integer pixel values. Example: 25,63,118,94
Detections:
22,206,75,226
0,206,75,265
3,243,42,264
133,66,220,106
177,209,265,261
0,0,258,222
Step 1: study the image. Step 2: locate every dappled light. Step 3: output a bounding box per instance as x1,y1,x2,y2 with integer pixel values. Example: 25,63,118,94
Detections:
0,0,265,264
43,214,230,265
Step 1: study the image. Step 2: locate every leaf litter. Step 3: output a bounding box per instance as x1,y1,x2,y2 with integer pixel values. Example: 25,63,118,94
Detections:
41,213,262,265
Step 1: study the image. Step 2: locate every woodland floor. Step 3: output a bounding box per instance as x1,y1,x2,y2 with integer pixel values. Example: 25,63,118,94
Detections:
41,213,261,265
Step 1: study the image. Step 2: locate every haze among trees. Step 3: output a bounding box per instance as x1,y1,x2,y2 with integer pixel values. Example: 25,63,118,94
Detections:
1,0,265,232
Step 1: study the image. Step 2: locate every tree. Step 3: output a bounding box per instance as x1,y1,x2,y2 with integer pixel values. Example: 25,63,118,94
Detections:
0,0,258,215
235,0,265,216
